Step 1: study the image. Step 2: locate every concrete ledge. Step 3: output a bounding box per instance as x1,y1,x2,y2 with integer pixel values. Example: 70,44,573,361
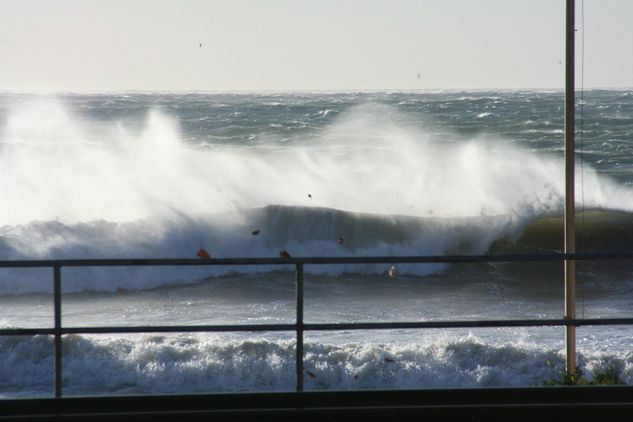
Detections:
2,386,633,421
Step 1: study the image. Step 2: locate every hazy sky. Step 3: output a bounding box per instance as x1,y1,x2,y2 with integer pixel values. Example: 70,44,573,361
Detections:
1,0,632,92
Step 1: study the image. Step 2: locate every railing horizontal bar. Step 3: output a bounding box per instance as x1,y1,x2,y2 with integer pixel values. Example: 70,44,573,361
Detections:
3,318,633,337
0,325,295,336
61,324,298,334
304,318,633,330
0,328,56,336
2,251,633,268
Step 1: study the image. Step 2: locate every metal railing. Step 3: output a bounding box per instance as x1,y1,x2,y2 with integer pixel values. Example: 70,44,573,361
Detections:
2,251,633,397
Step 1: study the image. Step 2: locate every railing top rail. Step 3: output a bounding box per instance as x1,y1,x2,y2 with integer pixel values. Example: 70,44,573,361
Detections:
2,251,633,268
3,318,633,337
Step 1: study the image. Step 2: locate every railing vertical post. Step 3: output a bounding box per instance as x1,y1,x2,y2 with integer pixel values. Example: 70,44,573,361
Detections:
564,0,577,376
295,263,304,392
53,264,63,398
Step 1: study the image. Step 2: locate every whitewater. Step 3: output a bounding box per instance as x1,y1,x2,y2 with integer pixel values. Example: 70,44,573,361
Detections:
1,90,633,397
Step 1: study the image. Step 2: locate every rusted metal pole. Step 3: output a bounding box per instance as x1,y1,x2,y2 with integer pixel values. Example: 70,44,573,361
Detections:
564,0,576,375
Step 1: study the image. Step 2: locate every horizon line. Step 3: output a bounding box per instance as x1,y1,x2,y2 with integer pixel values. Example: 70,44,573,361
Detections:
1,86,632,95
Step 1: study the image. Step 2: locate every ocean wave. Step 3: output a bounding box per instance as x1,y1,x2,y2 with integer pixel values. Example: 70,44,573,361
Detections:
0,204,515,293
0,333,630,397
3,94,633,293
2,205,633,294
4,97,633,227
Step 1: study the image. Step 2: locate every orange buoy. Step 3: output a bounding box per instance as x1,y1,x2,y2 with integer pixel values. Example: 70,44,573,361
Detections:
196,248,211,259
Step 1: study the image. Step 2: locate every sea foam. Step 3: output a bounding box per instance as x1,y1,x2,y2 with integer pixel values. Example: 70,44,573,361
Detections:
3,98,633,226
1,333,631,397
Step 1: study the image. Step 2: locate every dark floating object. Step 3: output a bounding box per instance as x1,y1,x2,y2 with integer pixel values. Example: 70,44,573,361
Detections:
337,236,344,245
384,358,394,363
196,248,211,259
354,374,359,380
308,194,312,199
304,369,317,378
279,250,291,258
252,229,260,235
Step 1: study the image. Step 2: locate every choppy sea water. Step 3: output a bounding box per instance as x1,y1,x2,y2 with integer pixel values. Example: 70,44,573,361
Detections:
1,90,633,397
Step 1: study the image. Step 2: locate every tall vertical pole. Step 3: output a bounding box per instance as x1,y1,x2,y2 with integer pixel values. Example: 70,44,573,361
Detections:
564,0,576,375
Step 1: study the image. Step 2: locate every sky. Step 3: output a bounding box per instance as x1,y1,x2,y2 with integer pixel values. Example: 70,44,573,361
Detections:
1,0,632,92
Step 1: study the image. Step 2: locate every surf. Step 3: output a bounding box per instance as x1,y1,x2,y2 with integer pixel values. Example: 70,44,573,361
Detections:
3,94,633,294
3,96,633,227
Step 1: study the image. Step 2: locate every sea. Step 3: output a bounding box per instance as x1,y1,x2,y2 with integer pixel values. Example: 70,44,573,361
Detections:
1,89,633,397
